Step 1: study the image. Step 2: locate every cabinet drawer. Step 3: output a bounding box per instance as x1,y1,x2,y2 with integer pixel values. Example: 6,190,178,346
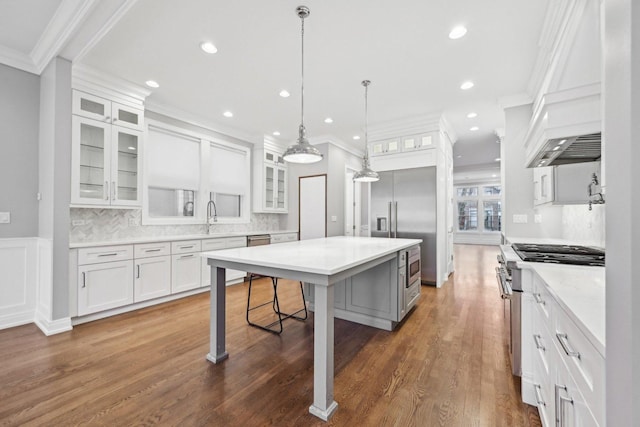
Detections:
532,273,555,326
171,240,201,254
224,236,247,248
555,308,605,426
201,236,247,251
134,242,171,259
78,245,133,265
270,233,298,244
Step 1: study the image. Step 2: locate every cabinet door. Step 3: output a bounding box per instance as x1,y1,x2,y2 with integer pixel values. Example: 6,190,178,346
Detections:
370,141,385,156
111,102,144,131
73,90,111,122
134,256,171,302
275,166,287,211
78,260,134,316
171,253,201,293
264,164,275,210
345,259,398,321
533,166,554,206
111,126,142,206
71,116,112,205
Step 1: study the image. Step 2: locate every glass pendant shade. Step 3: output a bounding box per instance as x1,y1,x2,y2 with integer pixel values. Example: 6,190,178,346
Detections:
283,6,323,164
353,80,379,182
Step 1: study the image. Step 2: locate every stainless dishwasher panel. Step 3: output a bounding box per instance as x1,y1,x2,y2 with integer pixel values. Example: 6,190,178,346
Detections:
247,235,271,247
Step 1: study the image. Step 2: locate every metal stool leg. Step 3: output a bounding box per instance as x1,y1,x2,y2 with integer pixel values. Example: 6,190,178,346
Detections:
272,280,308,321
246,274,283,334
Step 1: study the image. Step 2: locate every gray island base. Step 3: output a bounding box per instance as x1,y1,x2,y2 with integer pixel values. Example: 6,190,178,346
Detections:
202,236,422,421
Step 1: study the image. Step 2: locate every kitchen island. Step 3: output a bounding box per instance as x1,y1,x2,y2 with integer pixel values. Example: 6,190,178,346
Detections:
202,236,421,421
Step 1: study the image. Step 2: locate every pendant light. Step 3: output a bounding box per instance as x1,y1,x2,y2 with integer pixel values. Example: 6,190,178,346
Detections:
353,80,379,182
282,6,323,164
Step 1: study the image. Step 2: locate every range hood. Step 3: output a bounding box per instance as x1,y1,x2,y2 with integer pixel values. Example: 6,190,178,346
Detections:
524,83,601,168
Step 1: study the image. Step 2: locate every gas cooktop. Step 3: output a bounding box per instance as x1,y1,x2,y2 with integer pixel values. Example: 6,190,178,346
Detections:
512,243,605,267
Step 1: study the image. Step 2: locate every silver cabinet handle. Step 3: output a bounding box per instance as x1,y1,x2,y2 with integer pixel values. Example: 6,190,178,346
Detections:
534,384,545,407
112,181,116,200
136,265,140,278
104,116,111,122
534,292,546,305
81,272,86,288
145,248,162,253
179,245,194,250
533,334,545,351
97,253,119,257
104,181,109,200
180,254,195,259
556,333,581,359
555,384,573,426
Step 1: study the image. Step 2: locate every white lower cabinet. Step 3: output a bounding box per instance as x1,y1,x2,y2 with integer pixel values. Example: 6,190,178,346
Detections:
529,272,604,427
78,260,134,316
171,253,201,293
345,259,397,321
134,256,171,302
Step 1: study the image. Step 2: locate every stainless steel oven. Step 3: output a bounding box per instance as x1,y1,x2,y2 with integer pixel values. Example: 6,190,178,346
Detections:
408,246,421,286
399,246,421,321
497,252,522,376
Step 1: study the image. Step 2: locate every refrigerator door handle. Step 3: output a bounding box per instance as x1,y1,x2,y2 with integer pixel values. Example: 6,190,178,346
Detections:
388,201,392,238
394,201,398,238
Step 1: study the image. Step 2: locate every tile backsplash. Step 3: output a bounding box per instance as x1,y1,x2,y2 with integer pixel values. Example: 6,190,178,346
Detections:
70,208,281,243
562,204,605,248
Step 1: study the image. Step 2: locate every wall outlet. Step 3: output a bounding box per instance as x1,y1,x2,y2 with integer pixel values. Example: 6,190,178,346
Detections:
72,219,85,226
129,218,140,227
0,212,10,224
331,215,337,222
534,214,542,224
513,214,528,224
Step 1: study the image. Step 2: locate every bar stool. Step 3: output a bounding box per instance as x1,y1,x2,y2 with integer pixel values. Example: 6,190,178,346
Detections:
246,274,308,334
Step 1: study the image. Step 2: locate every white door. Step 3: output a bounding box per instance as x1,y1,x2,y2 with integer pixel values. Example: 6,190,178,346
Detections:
299,175,326,240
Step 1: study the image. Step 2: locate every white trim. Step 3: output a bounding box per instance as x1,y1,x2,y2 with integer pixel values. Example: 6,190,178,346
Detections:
72,64,150,107
0,45,38,74
308,134,363,158
367,112,443,142
34,316,73,336
0,238,37,331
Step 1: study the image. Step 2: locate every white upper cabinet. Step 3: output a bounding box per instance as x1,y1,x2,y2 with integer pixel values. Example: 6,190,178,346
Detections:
253,147,288,213
71,90,143,207
369,133,433,157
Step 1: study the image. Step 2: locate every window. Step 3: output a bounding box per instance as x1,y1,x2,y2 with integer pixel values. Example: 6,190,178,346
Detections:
146,126,201,219
455,184,501,233
458,201,478,230
208,142,250,221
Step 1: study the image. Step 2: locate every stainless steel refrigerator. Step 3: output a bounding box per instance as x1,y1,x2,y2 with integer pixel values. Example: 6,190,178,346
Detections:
370,167,436,284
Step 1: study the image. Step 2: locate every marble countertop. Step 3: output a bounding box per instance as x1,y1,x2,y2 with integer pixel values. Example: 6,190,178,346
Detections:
532,263,605,356
500,239,605,356
203,236,422,276
69,230,298,249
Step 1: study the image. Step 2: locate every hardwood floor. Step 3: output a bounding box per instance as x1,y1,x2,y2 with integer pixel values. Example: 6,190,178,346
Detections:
0,244,541,426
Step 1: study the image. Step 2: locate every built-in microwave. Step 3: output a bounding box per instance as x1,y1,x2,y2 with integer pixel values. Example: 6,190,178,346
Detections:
408,246,421,286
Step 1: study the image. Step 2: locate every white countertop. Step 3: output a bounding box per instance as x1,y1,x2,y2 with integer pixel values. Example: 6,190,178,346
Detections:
500,241,605,356
69,230,298,249
202,236,422,276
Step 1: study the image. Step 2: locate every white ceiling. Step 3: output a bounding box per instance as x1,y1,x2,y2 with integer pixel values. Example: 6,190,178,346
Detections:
0,0,550,159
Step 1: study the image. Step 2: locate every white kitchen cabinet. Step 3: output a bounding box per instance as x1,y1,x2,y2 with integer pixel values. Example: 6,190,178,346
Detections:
345,258,398,321
369,138,401,156
71,115,142,207
201,236,247,287
73,90,144,131
533,162,601,206
270,232,298,244
253,145,288,213
263,149,285,166
133,242,172,302
370,133,434,157
78,260,134,316
171,253,201,293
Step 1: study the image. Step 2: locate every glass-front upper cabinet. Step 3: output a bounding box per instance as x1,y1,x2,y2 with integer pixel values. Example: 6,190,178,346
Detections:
261,163,287,212
71,116,142,206
276,168,286,210
73,90,144,131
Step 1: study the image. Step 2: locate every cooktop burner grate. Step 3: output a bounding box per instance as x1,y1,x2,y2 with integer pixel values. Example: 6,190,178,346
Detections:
511,243,605,266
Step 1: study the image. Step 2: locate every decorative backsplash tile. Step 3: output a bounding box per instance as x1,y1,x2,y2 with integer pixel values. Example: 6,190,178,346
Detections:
70,208,281,243
562,204,605,248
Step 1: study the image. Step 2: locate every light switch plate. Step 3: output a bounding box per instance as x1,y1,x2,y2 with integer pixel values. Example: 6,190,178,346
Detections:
0,212,10,224
331,215,337,222
534,214,542,224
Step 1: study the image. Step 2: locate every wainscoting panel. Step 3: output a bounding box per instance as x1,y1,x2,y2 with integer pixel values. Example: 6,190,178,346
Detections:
0,238,37,329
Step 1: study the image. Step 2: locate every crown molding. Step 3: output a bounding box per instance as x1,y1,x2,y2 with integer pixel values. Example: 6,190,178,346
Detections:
439,114,458,145
73,64,150,106
499,93,534,109
145,100,262,145
309,134,363,158
31,0,98,74
0,45,38,74
367,112,443,142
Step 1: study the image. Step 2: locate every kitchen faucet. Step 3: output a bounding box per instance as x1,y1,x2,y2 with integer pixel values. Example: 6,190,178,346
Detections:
587,172,605,211
207,200,218,233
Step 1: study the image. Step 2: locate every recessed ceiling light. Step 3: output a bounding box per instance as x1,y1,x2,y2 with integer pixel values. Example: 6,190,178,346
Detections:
279,90,290,98
324,117,333,124
492,174,497,178
353,135,360,140
223,111,233,118
553,146,560,151
127,146,136,150
467,112,478,118
456,155,462,158
273,131,281,136
470,126,479,131
449,25,468,40
460,81,474,90
145,80,159,88
495,157,501,162
200,42,218,54
558,139,567,145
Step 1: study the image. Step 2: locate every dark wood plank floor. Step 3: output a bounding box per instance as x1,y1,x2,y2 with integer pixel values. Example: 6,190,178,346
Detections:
0,244,541,426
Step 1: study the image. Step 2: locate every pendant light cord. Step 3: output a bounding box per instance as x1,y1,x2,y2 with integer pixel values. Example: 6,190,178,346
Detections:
300,14,305,134
363,80,371,162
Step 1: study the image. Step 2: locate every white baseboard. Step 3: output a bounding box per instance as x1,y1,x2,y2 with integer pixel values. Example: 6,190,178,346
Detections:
307,302,395,331
521,374,536,406
34,314,72,336
0,310,35,330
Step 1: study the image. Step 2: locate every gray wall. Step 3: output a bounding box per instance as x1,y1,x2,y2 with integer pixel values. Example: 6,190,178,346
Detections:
501,103,563,238
0,64,40,237
39,58,72,320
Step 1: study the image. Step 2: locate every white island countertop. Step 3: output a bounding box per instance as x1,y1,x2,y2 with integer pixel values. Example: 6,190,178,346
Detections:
202,235,422,276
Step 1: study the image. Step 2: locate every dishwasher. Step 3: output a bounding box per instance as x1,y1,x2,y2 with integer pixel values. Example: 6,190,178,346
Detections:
246,235,271,280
